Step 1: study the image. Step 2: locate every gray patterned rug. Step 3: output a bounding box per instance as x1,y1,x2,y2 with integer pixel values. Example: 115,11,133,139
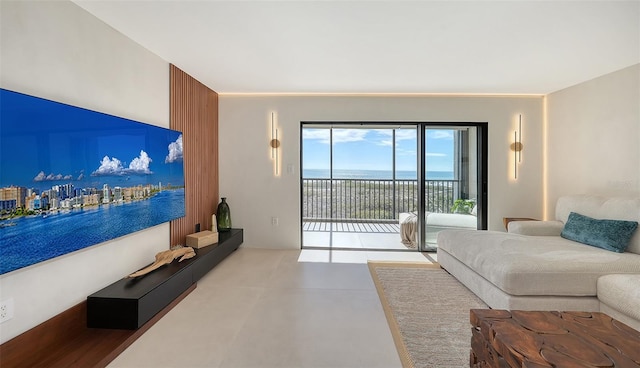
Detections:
368,262,488,368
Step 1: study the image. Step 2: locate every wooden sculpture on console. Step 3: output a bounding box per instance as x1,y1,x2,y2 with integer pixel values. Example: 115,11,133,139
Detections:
128,246,196,278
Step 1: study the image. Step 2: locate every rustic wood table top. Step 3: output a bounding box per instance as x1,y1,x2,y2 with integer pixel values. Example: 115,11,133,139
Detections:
470,309,640,367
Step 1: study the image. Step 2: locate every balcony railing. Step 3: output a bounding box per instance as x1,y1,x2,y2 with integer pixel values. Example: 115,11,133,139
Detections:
302,178,461,222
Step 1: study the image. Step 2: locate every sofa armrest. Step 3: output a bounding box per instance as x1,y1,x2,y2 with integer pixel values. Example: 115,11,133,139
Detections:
507,220,564,236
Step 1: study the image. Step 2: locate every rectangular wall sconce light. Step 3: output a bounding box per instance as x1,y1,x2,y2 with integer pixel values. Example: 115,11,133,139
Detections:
270,112,281,176
510,114,523,179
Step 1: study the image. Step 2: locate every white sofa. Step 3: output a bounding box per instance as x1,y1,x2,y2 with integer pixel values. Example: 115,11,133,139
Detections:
437,195,640,331
399,211,477,248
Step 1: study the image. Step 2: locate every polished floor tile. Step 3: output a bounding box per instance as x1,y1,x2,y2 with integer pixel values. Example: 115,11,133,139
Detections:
302,229,414,250
108,248,404,368
298,249,433,264
297,249,370,264
357,233,407,250
366,250,436,263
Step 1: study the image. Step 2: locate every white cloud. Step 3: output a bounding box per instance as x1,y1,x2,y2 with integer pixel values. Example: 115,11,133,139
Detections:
391,148,445,157
396,147,416,156
303,129,369,144
374,130,393,147
376,129,417,146
128,151,153,174
92,156,125,176
302,129,330,142
334,130,369,143
77,173,84,181
396,130,417,141
34,171,46,181
305,128,449,145
91,151,153,176
428,130,454,140
165,134,183,163
33,171,74,182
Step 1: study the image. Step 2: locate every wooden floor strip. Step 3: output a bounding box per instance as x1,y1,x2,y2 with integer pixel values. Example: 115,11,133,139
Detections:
302,221,401,233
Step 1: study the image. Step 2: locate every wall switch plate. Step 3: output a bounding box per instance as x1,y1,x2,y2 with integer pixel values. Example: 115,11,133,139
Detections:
271,217,279,226
0,298,14,323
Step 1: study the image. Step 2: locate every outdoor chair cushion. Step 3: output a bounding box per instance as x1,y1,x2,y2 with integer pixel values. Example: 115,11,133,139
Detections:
399,212,476,247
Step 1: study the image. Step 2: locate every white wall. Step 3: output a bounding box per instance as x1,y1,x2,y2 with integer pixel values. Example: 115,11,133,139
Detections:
219,95,544,249
546,64,640,218
0,1,169,343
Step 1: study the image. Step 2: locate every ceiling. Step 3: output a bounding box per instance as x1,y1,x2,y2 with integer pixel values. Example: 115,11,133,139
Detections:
73,0,640,95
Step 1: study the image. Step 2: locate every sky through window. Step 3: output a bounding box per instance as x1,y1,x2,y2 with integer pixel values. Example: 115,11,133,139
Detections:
302,127,454,179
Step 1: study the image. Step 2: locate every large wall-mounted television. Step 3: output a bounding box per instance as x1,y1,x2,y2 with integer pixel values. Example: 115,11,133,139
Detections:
0,89,185,275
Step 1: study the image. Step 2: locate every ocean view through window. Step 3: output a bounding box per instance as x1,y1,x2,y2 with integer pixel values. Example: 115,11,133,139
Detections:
301,122,486,252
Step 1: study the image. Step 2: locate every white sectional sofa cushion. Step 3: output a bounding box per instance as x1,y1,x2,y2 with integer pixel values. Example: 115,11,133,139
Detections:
438,230,640,296
437,195,640,328
507,220,563,236
598,274,640,331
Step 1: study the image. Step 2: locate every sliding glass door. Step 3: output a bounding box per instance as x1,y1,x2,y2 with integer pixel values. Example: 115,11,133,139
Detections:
301,122,486,252
419,126,481,251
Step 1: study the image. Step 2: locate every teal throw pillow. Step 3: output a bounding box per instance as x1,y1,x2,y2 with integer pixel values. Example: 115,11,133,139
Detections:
561,212,638,253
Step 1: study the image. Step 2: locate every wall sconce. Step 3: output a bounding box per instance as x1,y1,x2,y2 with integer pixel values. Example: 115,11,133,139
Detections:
510,114,523,179
270,112,281,175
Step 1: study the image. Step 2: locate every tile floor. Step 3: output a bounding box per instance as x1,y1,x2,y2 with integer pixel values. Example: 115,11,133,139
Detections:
303,230,409,250
302,222,442,250
109,248,434,368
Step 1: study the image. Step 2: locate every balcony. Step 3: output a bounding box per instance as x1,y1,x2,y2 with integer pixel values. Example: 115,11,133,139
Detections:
302,178,465,251
303,178,461,221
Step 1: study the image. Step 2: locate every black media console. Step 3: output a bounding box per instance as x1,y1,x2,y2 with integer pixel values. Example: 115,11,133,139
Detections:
87,228,243,329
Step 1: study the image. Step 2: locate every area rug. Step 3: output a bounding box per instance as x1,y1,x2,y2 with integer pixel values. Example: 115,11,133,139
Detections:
368,261,488,368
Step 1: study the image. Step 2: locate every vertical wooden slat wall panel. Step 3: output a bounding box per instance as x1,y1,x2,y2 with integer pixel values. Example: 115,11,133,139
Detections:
169,65,219,246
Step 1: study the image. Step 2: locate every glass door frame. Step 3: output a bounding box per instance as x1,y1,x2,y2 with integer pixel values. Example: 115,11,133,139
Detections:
416,123,488,251
300,121,488,252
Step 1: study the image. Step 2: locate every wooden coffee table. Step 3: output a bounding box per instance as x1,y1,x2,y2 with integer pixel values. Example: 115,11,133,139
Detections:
470,309,640,367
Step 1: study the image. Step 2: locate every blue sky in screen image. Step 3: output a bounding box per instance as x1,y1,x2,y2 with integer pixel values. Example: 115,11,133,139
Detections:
302,128,454,174
0,89,184,191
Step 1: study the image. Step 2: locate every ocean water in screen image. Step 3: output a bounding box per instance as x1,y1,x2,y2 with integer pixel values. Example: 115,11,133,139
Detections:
0,188,184,274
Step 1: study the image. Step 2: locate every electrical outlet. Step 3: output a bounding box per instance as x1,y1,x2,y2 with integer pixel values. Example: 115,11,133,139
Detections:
0,298,14,323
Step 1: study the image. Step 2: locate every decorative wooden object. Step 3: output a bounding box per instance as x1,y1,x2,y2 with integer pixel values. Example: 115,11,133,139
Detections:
470,309,640,367
169,65,219,247
128,247,196,278
186,230,218,249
